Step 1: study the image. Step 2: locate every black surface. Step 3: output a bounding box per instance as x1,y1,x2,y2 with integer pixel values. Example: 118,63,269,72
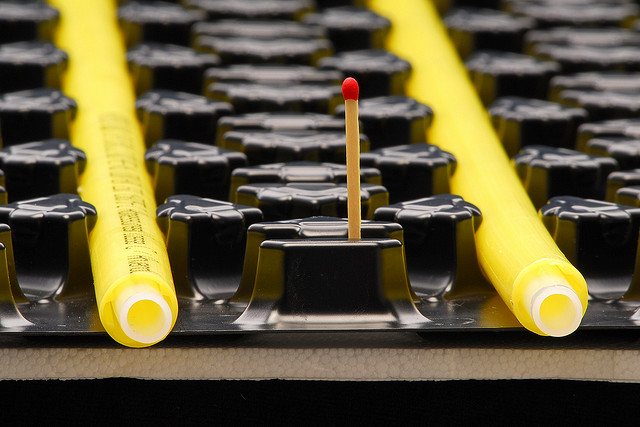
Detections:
0,379,638,425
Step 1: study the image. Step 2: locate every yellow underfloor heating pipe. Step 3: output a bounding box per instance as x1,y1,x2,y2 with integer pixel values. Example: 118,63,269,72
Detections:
369,0,588,336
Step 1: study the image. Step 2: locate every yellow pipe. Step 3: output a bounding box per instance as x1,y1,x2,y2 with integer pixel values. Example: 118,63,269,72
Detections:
369,0,588,336
50,0,178,347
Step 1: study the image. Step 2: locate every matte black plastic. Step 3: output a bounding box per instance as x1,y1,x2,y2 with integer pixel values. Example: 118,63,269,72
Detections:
204,64,342,88
183,0,315,20
192,19,326,41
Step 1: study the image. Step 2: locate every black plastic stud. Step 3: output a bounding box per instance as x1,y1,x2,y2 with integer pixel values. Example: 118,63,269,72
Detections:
615,185,640,207
556,90,640,122
127,43,219,95
578,137,640,171
206,82,341,115
466,51,560,105
0,139,85,202
319,49,411,98
577,118,640,149
192,19,326,41
303,6,390,52
525,28,640,56
0,194,96,300
335,96,433,149
0,1,59,43
607,169,640,202
216,112,344,144
444,7,534,59
183,0,315,20
232,216,406,305
219,129,369,165
145,139,247,203
136,90,233,146
0,42,67,93
374,194,485,297
360,144,456,204
229,160,381,202
235,182,388,221
514,146,619,209
156,195,263,299
541,196,640,300
195,36,332,65
204,64,341,89
507,1,639,28
118,1,206,47
549,73,640,103
489,97,588,157
532,45,640,74
0,89,76,147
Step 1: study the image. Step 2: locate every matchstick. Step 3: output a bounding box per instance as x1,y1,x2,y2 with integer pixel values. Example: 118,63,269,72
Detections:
342,77,361,240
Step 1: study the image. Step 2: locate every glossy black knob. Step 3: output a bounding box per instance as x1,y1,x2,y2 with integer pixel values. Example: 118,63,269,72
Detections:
183,0,315,20
192,19,325,41
360,144,456,204
489,97,588,157
507,1,639,28
549,72,640,103
533,44,640,74
578,137,640,171
232,217,412,314
466,51,560,105
557,90,640,122
525,28,640,57
319,49,411,98
374,194,485,297
607,169,640,202
444,7,534,59
0,1,59,43
514,146,619,209
303,6,390,52
136,90,233,146
206,82,341,115
195,36,332,66
127,43,219,94
0,89,76,147
216,112,344,144
541,196,640,300
145,139,247,203
0,193,96,299
0,139,85,202
334,96,433,148
0,41,67,93
156,195,263,299
235,182,388,221
577,118,640,149
204,64,341,88
219,129,368,165
229,160,381,202
119,1,206,47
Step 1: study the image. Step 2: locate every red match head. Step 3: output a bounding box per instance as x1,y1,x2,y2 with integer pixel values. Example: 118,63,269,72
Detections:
342,77,359,101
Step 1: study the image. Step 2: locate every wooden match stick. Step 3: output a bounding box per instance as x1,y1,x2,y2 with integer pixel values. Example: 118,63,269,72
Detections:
342,77,361,240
